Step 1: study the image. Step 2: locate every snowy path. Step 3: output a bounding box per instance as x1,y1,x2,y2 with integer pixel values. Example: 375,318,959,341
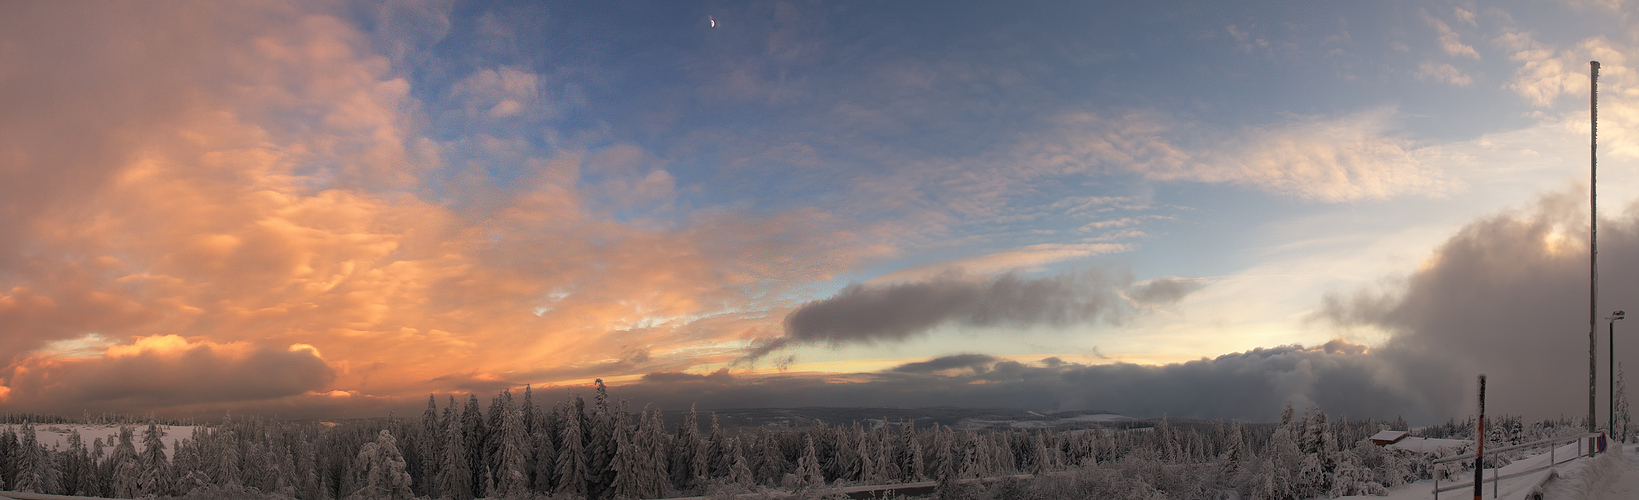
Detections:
1342,440,1617,500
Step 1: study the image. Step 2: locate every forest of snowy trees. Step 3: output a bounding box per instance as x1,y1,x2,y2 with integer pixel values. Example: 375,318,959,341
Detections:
0,381,1594,500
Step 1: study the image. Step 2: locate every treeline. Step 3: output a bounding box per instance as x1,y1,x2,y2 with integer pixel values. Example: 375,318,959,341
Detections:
0,382,1590,500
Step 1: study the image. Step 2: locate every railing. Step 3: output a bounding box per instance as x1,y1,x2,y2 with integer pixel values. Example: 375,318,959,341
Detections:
1431,432,1604,499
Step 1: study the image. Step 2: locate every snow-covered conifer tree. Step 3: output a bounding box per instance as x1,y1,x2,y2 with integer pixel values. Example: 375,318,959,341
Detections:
636,407,670,497
462,393,487,498
0,426,13,491
11,422,44,493
1618,362,1633,443
555,404,590,499
532,405,559,495
727,437,754,488
438,405,474,500
349,429,414,500
496,394,531,499
66,428,99,496
420,394,441,495
795,434,823,491
109,425,140,498
608,420,643,500
856,427,876,483
137,421,172,497
899,420,924,482
753,432,787,486
706,412,729,480
671,405,702,492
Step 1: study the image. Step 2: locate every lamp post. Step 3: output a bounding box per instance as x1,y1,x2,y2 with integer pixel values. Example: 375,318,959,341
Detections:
1611,310,1626,436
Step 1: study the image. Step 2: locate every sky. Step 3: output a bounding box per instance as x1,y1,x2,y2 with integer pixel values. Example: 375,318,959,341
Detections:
3,0,1639,424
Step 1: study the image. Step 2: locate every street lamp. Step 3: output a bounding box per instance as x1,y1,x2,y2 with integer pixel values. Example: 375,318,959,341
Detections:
1611,310,1626,437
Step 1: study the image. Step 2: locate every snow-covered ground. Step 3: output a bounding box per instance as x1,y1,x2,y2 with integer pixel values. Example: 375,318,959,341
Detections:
1338,441,1635,500
2,423,196,455
1585,443,1639,499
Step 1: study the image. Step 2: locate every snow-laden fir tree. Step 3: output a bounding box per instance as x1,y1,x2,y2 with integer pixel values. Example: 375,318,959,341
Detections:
495,392,531,499
607,417,643,500
349,429,414,500
856,426,876,483
109,425,141,498
462,393,487,499
212,423,241,488
438,402,474,500
11,421,45,493
421,394,442,495
532,403,560,495
0,426,14,491
753,432,787,485
65,428,100,497
555,402,590,499
795,434,823,491
586,381,616,498
636,407,671,498
727,437,754,488
671,405,703,492
898,420,924,482
1618,362,1633,443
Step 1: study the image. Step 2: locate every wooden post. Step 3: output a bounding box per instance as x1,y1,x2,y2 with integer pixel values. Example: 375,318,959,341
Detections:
1476,374,1486,500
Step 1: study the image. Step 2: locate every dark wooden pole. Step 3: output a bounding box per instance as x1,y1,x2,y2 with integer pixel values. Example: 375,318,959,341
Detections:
1476,374,1486,500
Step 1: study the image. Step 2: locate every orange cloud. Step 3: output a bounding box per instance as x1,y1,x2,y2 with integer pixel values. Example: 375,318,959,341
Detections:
0,2,876,416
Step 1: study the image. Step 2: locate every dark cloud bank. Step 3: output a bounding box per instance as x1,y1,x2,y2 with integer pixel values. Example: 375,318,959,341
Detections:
747,271,1201,359
634,190,1638,424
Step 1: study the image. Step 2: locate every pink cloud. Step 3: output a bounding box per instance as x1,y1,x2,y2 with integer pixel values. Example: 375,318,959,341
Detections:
0,3,876,416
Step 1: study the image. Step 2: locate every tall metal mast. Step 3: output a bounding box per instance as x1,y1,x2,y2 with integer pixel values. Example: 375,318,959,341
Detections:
1591,60,1601,432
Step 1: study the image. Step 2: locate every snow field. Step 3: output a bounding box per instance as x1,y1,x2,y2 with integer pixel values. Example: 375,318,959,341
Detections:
1,423,196,457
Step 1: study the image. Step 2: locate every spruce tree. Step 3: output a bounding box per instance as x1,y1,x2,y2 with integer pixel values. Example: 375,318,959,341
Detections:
110,425,141,498
706,413,729,480
12,422,42,493
532,405,559,495
462,393,487,499
727,437,754,488
932,425,955,488
608,420,643,500
496,394,531,499
0,426,13,491
1619,362,1634,443
349,429,414,500
213,425,241,488
795,434,823,491
438,405,474,500
420,394,441,496
671,404,702,491
555,404,590,498
642,408,671,497
138,422,172,497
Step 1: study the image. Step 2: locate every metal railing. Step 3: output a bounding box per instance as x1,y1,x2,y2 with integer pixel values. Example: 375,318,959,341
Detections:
1431,432,1604,499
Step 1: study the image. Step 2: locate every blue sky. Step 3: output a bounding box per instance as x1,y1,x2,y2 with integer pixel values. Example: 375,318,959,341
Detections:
3,0,1639,421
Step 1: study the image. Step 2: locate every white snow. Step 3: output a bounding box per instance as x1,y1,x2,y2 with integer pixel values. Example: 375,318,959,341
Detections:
1339,439,1623,500
1585,443,1639,500
1387,437,1471,454
2,423,197,456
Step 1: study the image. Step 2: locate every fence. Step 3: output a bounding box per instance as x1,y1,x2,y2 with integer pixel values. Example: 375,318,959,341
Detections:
1431,431,1604,499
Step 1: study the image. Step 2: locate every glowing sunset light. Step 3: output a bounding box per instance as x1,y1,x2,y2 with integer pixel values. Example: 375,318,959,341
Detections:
2,1,1639,424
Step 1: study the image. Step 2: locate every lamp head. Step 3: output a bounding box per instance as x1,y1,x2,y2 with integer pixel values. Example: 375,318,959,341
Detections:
1614,310,1626,321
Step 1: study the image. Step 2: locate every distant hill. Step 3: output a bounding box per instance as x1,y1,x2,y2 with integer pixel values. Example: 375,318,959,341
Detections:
656,406,1136,433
